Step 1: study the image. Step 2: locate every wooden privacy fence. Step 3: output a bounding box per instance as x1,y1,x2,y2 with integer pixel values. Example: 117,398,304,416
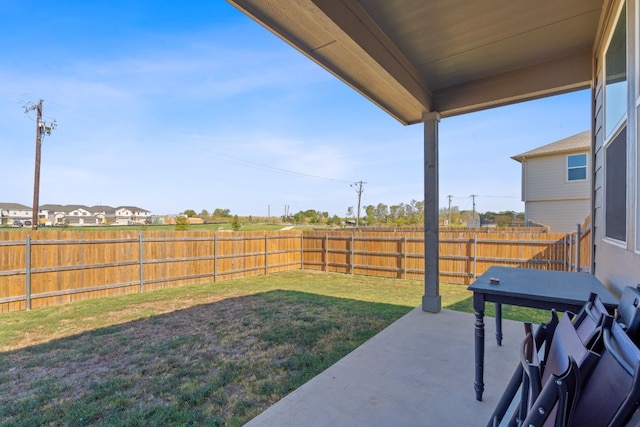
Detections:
0,226,590,312
302,229,585,284
0,230,302,312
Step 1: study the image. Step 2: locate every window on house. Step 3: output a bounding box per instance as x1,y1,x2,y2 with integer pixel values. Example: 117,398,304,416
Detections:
567,154,587,181
605,126,627,242
603,2,627,243
605,2,627,138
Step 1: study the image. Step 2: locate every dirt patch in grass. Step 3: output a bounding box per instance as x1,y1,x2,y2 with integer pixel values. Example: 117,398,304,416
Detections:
0,291,410,426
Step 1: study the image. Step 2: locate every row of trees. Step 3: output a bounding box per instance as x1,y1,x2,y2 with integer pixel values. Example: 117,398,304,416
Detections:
349,200,425,226
182,209,231,220
439,206,525,227
179,203,524,228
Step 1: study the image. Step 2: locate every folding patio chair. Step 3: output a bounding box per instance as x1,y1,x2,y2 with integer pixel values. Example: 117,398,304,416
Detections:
513,312,601,426
489,294,606,427
615,285,640,345
523,315,640,427
488,310,558,427
490,289,640,427
567,291,609,344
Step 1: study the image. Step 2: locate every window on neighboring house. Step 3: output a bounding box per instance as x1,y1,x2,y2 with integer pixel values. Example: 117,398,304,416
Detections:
567,154,587,181
603,2,627,243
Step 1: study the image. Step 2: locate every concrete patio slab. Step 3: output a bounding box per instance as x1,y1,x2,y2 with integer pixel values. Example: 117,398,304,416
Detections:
244,307,524,426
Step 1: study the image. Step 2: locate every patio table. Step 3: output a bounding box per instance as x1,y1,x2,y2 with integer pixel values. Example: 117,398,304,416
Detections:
467,266,618,401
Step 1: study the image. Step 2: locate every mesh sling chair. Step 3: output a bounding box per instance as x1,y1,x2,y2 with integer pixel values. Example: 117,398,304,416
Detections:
488,311,559,427
522,315,640,427
615,286,640,345
514,312,601,427
490,289,640,427
489,293,606,427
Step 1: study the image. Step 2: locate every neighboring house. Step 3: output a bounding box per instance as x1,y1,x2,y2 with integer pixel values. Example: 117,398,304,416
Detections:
511,131,591,233
40,204,98,226
65,205,99,226
230,0,639,307
0,203,32,225
114,206,151,225
14,204,153,227
89,205,117,225
39,204,68,226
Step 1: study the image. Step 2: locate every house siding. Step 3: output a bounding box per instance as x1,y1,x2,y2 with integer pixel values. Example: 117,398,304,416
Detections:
525,200,590,233
592,0,640,296
524,154,590,201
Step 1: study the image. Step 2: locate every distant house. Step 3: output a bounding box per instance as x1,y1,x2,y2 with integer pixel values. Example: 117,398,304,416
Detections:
89,205,117,225
511,131,590,233
32,204,151,226
114,206,151,225
40,204,98,226
0,203,32,225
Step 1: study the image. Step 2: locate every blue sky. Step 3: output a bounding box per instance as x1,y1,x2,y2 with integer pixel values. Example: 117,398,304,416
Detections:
0,1,591,217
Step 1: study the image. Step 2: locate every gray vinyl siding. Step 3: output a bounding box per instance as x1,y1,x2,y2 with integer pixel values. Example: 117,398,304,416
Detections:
592,0,640,297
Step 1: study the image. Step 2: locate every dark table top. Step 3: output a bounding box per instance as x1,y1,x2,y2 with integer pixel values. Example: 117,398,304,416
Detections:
468,266,619,309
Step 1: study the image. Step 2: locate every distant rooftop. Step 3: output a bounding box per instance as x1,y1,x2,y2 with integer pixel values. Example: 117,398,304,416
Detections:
1,203,150,213
511,130,590,162
0,202,31,210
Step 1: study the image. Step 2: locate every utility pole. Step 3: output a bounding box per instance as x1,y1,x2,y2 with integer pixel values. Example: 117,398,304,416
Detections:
447,195,453,225
26,100,56,231
470,194,477,225
351,181,366,227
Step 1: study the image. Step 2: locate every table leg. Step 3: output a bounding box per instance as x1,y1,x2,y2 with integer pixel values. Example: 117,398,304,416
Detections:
473,293,485,401
495,303,503,346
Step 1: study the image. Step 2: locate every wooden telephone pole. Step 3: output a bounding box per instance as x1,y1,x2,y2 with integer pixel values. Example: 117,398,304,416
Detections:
351,181,366,227
31,100,43,231
27,100,55,231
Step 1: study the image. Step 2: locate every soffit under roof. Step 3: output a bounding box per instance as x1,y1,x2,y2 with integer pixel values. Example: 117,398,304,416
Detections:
228,0,604,124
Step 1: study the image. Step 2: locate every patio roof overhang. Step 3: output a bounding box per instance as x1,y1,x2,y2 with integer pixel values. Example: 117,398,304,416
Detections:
227,0,603,124
227,0,605,312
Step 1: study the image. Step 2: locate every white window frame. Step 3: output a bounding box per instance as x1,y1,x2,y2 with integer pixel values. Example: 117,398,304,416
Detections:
566,153,588,182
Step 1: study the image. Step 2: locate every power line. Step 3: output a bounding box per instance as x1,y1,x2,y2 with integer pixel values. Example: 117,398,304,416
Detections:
178,141,353,184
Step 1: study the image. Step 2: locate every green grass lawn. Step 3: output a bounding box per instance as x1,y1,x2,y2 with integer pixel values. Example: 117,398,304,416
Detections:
0,271,549,426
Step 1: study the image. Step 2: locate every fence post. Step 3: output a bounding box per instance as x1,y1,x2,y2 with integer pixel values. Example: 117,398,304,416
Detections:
563,235,567,271
214,233,218,282
576,223,582,273
403,236,407,279
569,232,574,272
25,235,31,311
300,233,304,270
350,233,355,275
473,234,478,281
325,234,328,272
264,234,268,275
139,233,144,293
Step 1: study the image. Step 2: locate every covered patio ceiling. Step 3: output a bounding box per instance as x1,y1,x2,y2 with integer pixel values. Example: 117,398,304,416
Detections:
228,0,604,124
